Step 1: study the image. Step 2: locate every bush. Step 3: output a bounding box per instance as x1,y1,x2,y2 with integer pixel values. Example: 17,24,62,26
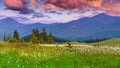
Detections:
8,38,25,43
18,39,25,43
9,38,19,43
66,42,73,48
93,43,100,47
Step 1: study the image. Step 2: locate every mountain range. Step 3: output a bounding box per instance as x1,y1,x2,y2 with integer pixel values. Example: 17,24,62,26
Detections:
0,13,120,41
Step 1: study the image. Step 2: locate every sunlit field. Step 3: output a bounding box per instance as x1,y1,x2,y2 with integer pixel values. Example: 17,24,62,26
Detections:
0,40,120,68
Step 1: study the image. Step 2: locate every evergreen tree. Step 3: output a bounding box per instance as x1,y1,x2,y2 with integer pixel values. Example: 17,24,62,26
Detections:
29,28,55,44
30,29,39,43
31,29,36,36
35,28,40,40
48,32,54,44
7,34,12,41
30,34,39,43
13,30,19,39
30,29,36,42
40,27,47,44
3,33,7,41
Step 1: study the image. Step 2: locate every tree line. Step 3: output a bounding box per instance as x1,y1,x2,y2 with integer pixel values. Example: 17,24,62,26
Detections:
82,38,110,43
30,27,54,44
3,27,55,44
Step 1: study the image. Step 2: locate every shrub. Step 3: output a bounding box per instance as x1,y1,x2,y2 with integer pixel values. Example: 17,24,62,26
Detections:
9,38,19,43
66,42,73,48
93,43,100,47
9,38,25,43
18,39,25,43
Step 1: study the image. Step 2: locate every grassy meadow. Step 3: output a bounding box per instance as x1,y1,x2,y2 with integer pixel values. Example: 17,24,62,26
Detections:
0,39,120,68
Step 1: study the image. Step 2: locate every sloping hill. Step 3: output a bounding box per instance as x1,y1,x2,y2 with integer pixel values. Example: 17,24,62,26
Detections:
94,38,120,46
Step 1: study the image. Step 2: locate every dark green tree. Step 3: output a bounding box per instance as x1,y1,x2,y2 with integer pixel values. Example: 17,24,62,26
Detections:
30,34,39,43
31,29,36,35
35,28,40,40
40,27,48,44
7,34,12,41
30,29,39,43
48,32,54,44
13,30,19,39
3,33,7,41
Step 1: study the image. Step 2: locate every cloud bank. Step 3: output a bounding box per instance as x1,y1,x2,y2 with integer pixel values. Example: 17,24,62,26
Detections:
44,0,120,15
1,0,120,24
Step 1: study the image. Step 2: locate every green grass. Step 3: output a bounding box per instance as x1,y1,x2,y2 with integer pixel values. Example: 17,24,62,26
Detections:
0,42,119,68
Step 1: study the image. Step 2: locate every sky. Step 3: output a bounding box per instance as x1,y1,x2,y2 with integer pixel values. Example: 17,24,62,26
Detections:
0,0,120,24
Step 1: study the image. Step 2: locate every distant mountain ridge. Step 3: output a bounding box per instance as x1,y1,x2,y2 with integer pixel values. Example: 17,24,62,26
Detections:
0,13,120,41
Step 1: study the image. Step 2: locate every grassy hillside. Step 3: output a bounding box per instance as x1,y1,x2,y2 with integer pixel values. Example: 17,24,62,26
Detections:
93,38,120,47
0,42,119,68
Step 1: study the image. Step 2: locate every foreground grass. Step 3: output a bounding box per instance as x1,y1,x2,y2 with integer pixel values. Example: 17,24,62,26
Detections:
0,42,120,68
